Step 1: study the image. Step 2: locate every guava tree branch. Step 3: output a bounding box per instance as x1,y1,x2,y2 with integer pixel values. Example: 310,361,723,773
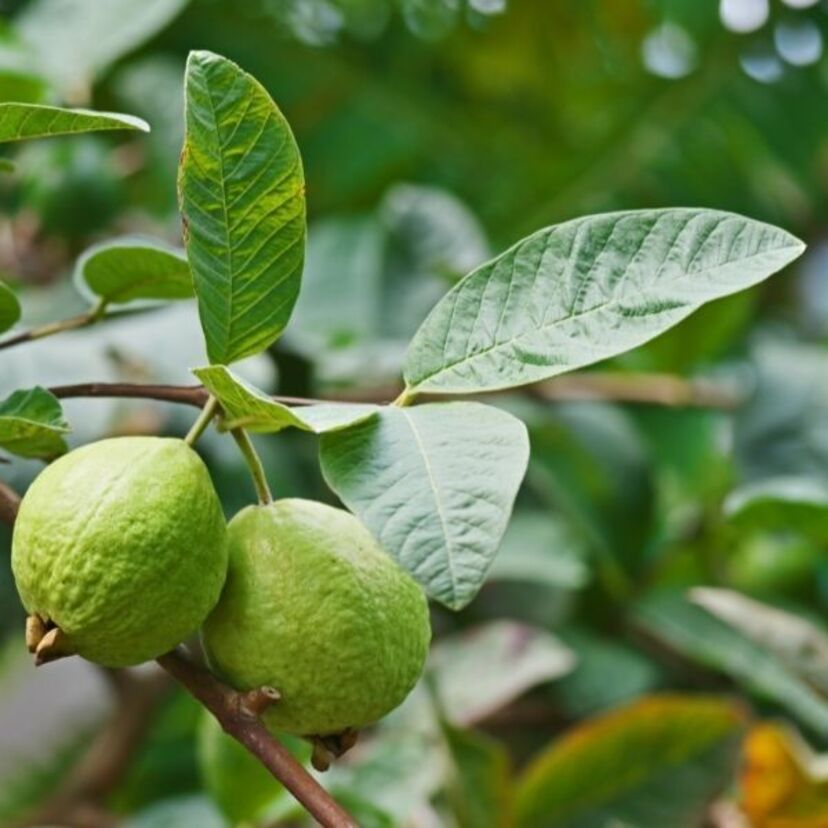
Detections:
0,485,357,828
157,648,358,828
48,371,742,411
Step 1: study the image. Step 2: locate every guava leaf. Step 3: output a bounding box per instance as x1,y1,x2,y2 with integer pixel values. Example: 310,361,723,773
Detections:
0,387,69,459
320,402,530,609
180,50,305,365
76,237,193,305
515,695,745,828
0,282,20,334
193,365,377,434
430,621,575,726
0,103,148,144
404,209,805,395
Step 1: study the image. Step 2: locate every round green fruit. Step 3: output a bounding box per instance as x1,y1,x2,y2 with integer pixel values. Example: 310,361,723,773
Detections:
202,499,430,737
12,436,228,667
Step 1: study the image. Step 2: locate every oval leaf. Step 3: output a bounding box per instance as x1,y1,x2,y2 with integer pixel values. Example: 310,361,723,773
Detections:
0,281,20,334
193,364,377,434
320,402,530,609
404,209,805,394
516,694,745,828
76,237,193,305
0,387,69,459
0,103,148,144
180,50,306,365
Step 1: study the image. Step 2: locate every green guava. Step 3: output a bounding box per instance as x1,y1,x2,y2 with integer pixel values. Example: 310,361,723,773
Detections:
201,499,430,737
197,709,309,823
12,436,228,668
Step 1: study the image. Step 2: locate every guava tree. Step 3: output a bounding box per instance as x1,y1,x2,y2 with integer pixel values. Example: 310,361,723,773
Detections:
0,51,805,826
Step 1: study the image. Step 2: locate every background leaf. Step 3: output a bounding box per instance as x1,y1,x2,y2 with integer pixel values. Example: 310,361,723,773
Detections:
0,283,20,335
180,50,305,365
515,694,745,828
320,402,529,609
636,591,828,734
0,103,148,144
193,365,377,434
15,0,189,101
0,387,69,459
724,476,828,542
429,621,575,726
691,588,828,695
403,209,804,395
75,237,192,305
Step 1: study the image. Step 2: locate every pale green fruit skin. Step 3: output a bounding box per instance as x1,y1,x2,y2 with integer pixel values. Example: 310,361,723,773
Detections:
202,499,431,736
12,437,228,667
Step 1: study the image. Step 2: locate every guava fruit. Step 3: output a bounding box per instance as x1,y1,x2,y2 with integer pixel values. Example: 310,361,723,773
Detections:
201,499,430,738
12,436,228,668
197,709,309,823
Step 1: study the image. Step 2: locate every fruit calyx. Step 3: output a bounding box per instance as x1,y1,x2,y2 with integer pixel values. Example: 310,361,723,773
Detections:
310,729,359,772
25,613,75,666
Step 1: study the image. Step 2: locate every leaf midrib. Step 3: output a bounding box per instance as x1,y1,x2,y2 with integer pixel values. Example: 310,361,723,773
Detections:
399,409,460,603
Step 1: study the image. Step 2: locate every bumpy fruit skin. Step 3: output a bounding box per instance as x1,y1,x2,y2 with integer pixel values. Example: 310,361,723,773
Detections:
12,437,228,667
202,499,431,736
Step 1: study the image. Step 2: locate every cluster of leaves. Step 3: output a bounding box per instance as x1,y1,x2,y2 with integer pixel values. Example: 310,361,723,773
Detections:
4,2,828,827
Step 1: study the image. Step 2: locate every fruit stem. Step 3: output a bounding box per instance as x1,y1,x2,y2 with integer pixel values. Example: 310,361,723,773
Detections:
231,428,272,504
185,394,219,446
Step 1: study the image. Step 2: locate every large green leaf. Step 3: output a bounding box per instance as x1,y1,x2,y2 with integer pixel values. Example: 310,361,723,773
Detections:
193,365,377,434
636,591,828,734
429,621,574,726
403,209,804,395
76,237,193,305
0,387,69,459
180,50,306,365
515,694,745,828
0,282,20,334
16,0,189,100
320,402,529,609
0,103,148,144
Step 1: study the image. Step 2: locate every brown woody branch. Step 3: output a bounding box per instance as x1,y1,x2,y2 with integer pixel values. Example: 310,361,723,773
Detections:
0,484,357,828
157,649,357,828
47,371,742,412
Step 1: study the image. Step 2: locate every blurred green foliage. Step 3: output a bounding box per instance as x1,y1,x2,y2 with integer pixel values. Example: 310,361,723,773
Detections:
5,0,828,826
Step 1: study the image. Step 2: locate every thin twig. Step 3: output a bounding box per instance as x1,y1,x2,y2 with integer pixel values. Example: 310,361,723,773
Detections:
45,371,743,413
48,382,324,409
157,649,357,828
231,428,273,504
0,300,107,352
